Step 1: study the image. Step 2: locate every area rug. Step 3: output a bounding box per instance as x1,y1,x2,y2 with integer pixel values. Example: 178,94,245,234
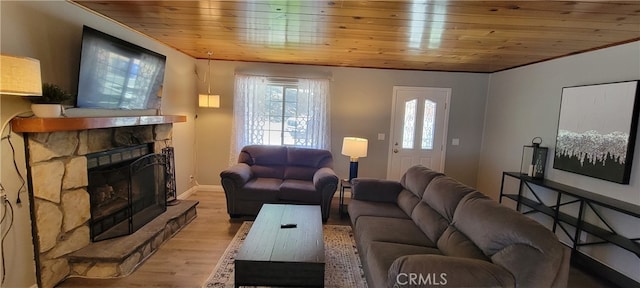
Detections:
203,222,368,288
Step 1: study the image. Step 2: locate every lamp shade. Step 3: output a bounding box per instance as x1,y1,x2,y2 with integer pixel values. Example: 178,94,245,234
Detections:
0,54,43,96
342,137,368,159
199,94,220,108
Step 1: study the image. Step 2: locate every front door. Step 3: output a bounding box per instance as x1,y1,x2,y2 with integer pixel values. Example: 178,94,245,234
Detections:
387,86,450,180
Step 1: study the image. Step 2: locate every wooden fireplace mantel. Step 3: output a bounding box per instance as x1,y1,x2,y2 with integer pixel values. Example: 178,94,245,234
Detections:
11,115,187,133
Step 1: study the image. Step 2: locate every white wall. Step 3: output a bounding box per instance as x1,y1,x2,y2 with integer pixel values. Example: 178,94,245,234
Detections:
478,41,640,282
0,1,197,287
478,41,640,203
194,61,489,187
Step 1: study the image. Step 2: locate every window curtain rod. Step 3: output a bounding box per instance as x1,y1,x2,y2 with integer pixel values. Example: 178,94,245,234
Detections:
234,73,333,82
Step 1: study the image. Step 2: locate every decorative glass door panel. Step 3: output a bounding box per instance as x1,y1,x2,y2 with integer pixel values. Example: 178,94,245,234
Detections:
402,99,417,149
421,100,436,150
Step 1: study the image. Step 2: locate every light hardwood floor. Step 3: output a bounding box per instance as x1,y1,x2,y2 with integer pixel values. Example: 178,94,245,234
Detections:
59,191,613,288
58,191,349,288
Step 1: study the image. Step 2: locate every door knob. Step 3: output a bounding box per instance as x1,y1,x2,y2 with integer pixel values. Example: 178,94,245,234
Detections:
393,148,398,153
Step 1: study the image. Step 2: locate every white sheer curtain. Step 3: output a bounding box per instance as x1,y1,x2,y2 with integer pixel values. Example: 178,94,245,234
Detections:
230,74,267,164
298,78,331,149
230,74,331,165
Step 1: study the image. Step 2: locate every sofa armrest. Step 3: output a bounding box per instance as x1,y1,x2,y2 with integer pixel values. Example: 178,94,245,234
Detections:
313,167,339,191
220,163,253,188
351,178,402,203
387,254,515,288
313,167,339,221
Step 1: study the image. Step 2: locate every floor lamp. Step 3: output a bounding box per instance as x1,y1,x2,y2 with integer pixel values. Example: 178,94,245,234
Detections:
341,137,368,181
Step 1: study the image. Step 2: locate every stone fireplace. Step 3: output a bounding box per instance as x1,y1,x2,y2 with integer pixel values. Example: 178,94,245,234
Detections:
15,117,197,288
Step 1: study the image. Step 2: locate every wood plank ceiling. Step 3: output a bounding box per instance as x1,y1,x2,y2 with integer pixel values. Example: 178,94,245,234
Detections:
72,1,640,73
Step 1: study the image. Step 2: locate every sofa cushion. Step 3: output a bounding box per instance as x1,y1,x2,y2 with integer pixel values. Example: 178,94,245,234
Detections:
437,225,489,261
352,179,403,203
286,147,333,167
251,165,285,179
284,166,318,181
284,147,333,180
238,145,287,178
238,145,287,166
348,199,409,227
454,191,560,256
364,241,441,288
400,165,444,199
410,201,449,243
355,216,435,261
279,179,321,203
396,189,421,216
422,176,475,222
239,178,281,201
453,191,566,287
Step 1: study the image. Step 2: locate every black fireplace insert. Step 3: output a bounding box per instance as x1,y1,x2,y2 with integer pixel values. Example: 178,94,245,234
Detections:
86,144,167,242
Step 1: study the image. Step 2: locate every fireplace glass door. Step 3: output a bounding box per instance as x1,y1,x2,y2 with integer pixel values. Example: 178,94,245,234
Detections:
130,154,167,232
87,144,167,242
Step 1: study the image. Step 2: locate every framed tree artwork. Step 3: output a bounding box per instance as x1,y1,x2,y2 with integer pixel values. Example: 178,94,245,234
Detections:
554,80,640,184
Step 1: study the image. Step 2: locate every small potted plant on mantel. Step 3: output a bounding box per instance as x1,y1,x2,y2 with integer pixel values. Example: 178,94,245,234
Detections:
26,83,72,118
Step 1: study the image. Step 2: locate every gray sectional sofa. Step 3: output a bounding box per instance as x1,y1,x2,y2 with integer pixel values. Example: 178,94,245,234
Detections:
348,165,570,288
220,145,339,221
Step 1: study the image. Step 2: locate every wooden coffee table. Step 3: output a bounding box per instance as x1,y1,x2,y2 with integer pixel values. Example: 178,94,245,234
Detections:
235,204,325,287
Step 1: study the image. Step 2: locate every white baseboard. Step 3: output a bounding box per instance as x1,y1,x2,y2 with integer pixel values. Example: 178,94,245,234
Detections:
197,185,224,192
177,184,223,200
177,186,198,200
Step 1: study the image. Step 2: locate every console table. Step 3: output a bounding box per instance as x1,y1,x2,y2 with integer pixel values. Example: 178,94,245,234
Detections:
499,172,640,287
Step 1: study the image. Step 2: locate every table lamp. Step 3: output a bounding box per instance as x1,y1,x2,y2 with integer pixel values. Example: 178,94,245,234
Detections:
1,54,43,133
0,54,42,96
342,137,368,180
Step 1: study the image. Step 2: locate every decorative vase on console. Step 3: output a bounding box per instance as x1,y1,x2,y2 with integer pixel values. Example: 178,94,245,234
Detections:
25,83,72,118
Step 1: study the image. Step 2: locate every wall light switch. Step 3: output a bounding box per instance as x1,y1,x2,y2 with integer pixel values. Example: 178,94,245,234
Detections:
378,133,385,140
452,138,460,146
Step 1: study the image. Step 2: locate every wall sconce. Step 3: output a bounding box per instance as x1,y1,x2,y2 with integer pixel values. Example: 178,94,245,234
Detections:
521,137,548,179
342,137,368,180
0,54,43,96
198,51,220,108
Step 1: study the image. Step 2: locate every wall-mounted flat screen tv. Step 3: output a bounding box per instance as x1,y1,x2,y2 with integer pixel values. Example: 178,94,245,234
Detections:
76,26,166,110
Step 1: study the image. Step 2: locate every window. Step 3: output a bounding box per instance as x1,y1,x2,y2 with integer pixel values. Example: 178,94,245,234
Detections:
231,74,330,163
